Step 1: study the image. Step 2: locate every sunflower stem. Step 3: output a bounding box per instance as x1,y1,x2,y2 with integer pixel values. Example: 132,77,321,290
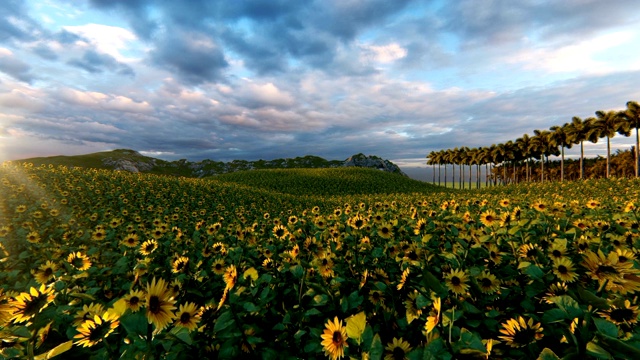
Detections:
146,322,154,360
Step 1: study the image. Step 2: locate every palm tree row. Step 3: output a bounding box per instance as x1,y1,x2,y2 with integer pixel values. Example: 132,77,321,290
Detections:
426,100,640,187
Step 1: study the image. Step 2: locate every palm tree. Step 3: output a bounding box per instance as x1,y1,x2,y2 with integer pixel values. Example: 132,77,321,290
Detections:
566,116,589,179
549,123,572,182
515,134,534,182
622,101,640,178
530,129,559,182
588,110,627,178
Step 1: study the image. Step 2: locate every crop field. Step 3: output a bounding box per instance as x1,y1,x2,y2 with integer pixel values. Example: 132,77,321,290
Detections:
0,163,639,359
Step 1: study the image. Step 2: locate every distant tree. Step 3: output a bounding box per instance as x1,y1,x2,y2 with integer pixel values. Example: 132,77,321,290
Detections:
588,110,628,178
622,101,640,178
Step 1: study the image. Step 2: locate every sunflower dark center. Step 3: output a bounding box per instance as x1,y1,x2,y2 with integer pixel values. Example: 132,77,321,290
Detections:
44,268,53,276
180,312,191,323
526,248,537,257
129,296,139,305
609,308,634,323
552,250,562,257
332,331,343,343
558,265,568,274
619,256,628,263
149,296,161,313
596,265,618,276
381,227,390,234
392,347,406,360
512,328,536,346
481,278,493,287
451,276,461,286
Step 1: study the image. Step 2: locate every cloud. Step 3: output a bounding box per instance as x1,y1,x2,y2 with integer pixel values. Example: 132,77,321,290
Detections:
360,43,407,64
0,0,39,42
62,24,139,62
0,48,35,83
67,50,135,76
151,30,228,84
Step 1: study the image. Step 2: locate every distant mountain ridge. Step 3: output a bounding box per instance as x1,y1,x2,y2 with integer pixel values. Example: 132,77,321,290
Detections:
16,149,408,177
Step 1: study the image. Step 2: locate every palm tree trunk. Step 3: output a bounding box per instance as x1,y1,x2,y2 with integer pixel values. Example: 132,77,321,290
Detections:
540,155,544,183
432,165,435,184
525,160,529,182
635,128,639,178
438,164,441,186
580,141,584,179
444,164,448,188
560,146,565,182
459,165,463,189
468,165,472,189
606,136,611,178
502,164,506,185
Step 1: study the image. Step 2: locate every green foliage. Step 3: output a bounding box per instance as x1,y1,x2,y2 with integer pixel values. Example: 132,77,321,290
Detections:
0,163,639,359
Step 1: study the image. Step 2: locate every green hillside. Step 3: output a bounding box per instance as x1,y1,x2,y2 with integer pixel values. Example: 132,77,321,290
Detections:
215,167,441,196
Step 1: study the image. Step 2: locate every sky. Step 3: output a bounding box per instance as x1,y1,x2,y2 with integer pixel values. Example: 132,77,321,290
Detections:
1,0,640,179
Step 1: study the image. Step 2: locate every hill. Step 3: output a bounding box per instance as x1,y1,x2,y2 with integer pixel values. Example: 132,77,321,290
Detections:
13,149,408,178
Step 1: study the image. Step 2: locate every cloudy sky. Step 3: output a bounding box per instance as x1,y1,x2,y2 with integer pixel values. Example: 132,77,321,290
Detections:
1,0,640,176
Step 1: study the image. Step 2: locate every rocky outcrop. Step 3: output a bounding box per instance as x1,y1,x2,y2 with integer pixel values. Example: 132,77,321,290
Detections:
343,153,407,176
93,149,406,177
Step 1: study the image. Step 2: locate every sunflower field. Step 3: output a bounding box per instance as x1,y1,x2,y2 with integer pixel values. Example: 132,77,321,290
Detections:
1,162,639,360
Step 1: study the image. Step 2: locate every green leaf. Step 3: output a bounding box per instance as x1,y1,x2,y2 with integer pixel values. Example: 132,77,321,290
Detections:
170,326,193,345
536,347,561,360
347,291,363,309
214,310,235,333
304,308,322,317
586,341,613,359
290,265,304,279
524,264,544,280
33,340,73,360
593,318,618,338
370,334,383,360
454,328,486,354
243,302,259,312
312,294,328,306
346,311,367,343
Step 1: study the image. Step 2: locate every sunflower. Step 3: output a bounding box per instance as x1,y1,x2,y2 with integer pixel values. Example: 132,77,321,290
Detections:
139,239,158,256
404,291,422,324
572,219,589,231
552,257,578,283
476,271,500,294
582,249,626,285
320,316,348,360
26,231,40,243
272,224,289,240
145,277,176,330
174,302,201,331
223,265,238,290
121,233,139,248
67,251,92,271
532,201,547,212
499,212,512,227
123,290,145,312
518,243,540,261
548,240,567,261
172,256,189,274
73,312,119,348
212,259,226,275
73,303,105,326
212,242,227,255
369,290,385,306
586,199,600,209
8,285,55,324
425,297,441,334
486,243,503,265
479,210,498,227
444,269,469,295
397,267,410,290
32,261,57,285
348,214,367,230
384,337,412,360
413,218,428,235
624,201,636,213
91,229,106,241
318,257,335,278
377,222,393,239
498,316,544,348
598,300,639,326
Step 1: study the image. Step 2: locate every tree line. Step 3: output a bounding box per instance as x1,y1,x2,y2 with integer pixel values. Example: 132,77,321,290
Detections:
426,100,640,188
